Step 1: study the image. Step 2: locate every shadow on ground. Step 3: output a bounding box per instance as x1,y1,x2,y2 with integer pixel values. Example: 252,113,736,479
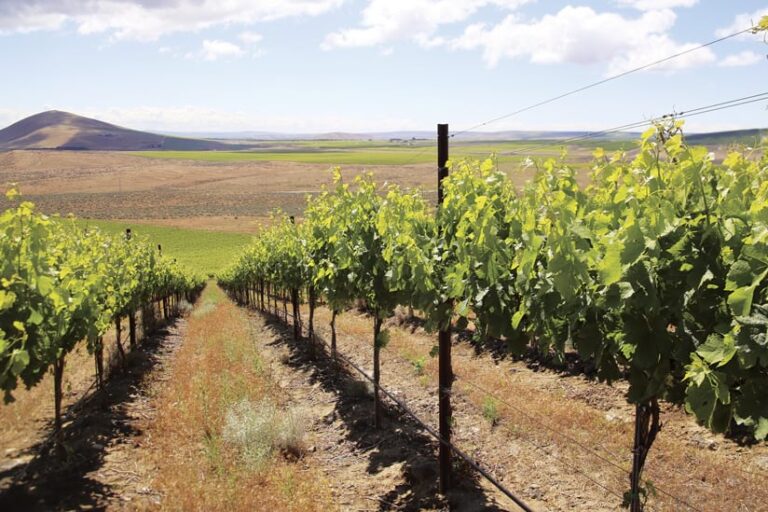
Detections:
0,319,180,512
260,309,507,512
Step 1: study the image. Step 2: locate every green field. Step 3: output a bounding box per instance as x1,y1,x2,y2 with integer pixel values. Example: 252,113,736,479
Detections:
133,139,635,166
76,219,252,276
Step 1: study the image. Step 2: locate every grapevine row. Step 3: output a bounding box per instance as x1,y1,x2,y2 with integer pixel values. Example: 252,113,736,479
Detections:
220,124,768,506
0,190,204,431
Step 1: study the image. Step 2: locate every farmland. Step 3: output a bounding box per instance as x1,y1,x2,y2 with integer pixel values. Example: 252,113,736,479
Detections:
0,138,624,232
2,131,768,511
76,219,252,276
132,139,630,166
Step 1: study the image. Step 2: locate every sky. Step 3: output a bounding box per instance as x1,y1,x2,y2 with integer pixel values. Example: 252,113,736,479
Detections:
0,0,766,134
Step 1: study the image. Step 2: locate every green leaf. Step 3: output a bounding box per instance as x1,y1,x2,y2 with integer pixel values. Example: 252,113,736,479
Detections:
728,285,756,317
599,240,623,286
10,350,29,375
726,260,753,291
697,334,737,367
28,309,44,326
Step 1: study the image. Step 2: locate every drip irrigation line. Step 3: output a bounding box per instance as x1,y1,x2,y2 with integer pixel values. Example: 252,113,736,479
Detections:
464,389,629,503
306,328,534,512
450,26,756,139
454,374,708,511
453,373,631,474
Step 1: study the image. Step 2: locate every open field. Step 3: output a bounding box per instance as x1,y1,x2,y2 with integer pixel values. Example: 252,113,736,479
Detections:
76,219,252,276
132,139,622,166
0,141,602,231
2,132,767,511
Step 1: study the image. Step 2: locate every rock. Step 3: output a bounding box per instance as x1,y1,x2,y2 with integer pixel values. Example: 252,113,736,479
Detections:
0,455,32,473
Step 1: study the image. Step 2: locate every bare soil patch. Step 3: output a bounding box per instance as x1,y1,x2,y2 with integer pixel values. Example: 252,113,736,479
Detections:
247,307,536,511
282,304,768,512
0,317,186,511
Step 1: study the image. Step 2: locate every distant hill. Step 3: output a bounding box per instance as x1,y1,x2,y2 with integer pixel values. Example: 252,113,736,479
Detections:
685,128,766,147
2,111,763,150
0,111,243,151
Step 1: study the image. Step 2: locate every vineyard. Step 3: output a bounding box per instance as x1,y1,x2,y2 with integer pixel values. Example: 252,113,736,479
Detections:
219,124,768,510
2,124,768,511
0,190,204,435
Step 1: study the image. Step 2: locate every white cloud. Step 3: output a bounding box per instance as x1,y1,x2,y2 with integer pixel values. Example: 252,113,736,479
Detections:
719,50,764,67
322,0,531,50
239,31,263,45
0,0,344,41
715,8,768,38
616,0,698,11
452,6,715,73
187,39,245,61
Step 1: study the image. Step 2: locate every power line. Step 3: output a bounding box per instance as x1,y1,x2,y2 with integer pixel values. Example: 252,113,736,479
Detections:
499,91,768,158
451,26,756,139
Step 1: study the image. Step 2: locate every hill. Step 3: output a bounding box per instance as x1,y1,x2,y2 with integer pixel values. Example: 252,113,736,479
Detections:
686,128,766,146
0,110,243,151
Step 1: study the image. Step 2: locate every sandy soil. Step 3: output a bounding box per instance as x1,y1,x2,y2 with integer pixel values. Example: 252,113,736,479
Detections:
0,150,588,232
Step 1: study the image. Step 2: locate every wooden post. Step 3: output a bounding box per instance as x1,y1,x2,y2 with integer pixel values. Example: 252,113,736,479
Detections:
437,123,453,494
53,355,65,433
331,309,338,359
373,315,383,428
292,288,301,340
94,336,104,389
629,400,661,512
308,285,316,340
115,316,126,371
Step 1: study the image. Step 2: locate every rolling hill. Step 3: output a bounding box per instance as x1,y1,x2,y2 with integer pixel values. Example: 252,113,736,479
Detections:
0,110,242,151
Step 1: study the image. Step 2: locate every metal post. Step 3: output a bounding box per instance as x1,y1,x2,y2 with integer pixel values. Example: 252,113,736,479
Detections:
437,123,452,494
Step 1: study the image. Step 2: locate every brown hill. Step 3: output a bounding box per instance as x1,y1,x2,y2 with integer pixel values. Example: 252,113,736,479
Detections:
0,110,240,151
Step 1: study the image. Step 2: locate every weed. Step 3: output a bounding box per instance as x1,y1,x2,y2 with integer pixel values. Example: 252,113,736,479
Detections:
222,399,306,469
410,356,427,376
482,396,500,427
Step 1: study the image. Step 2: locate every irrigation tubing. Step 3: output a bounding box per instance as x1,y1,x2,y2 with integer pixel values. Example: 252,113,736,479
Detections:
303,326,535,512
454,372,718,499
453,373,631,474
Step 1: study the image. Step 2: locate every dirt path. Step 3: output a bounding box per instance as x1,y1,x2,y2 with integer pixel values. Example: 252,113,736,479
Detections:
246,307,547,512
0,317,187,510
282,304,768,512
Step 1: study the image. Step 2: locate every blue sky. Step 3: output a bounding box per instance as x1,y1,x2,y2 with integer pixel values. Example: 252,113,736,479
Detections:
0,0,766,134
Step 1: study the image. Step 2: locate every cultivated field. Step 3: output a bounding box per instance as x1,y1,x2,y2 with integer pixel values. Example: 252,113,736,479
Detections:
2,133,766,511
0,140,608,231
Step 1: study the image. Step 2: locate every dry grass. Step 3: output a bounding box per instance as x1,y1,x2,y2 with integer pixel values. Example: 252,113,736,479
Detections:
305,304,768,511
0,149,595,226
0,315,143,462
148,284,333,512
222,399,306,468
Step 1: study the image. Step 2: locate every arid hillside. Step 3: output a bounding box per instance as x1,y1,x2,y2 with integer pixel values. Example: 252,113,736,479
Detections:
0,110,240,151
